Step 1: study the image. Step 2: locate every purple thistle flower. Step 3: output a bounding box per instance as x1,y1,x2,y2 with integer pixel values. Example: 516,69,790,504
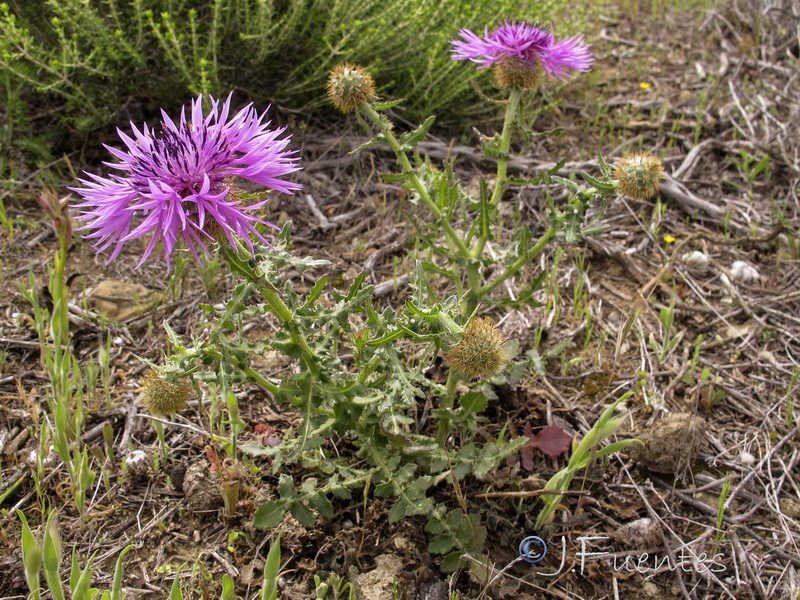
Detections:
451,21,593,83
72,94,301,269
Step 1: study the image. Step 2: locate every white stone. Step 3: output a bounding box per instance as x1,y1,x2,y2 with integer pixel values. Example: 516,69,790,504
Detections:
738,451,756,466
681,250,709,269
730,261,759,283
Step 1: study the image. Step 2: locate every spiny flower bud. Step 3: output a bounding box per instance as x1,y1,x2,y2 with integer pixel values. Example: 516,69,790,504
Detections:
446,317,508,379
614,152,665,200
327,63,376,112
140,370,193,416
495,56,544,89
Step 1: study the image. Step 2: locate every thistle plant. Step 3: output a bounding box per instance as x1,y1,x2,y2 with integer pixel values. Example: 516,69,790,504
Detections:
67,19,647,573
328,22,602,319
327,22,612,416
72,93,307,464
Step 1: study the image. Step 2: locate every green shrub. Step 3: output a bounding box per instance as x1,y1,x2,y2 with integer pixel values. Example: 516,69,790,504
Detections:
0,0,595,143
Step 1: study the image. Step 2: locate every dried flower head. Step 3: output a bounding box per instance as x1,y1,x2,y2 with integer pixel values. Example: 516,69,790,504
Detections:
451,21,594,89
327,63,376,112
446,317,508,379
72,94,301,269
140,370,193,416
614,152,665,200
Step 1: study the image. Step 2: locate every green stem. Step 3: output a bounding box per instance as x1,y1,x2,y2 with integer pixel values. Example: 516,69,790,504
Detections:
478,226,557,297
436,371,460,446
153,419,169,466
464,87,523,318
218,242,322,377
359,103,470,258
443,370,459,409
437,309,462,440
473,87,522,260
260,286,320,375
243,366,280,396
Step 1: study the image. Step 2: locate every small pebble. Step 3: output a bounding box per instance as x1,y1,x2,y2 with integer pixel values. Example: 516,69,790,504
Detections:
614,517,663,548
681,250,709,269
738,451,755,466
125,449,151,480
730,260,759,283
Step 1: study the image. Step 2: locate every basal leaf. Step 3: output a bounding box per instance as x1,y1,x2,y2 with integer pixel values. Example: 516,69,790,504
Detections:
307,493,334,519
289,501,316,528
460,391,487,414
428,534,456,555
254,501,286,529
277,474,297,499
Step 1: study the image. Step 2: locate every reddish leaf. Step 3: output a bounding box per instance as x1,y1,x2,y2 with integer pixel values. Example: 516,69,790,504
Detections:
530,425,572,458
521,422,535,471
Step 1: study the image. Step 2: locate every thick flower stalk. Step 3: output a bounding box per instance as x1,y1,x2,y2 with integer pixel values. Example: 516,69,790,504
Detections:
73,94,301,268
451,21,593,88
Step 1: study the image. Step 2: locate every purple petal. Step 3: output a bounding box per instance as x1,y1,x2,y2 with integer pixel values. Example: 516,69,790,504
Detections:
74,93,302,269
450,21,594,80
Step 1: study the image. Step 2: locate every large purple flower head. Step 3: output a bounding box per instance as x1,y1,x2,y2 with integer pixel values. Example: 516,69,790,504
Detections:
73,94,301,268
451,21,593,88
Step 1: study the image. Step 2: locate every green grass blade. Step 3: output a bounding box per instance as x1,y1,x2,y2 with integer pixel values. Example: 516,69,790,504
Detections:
261,534,281,600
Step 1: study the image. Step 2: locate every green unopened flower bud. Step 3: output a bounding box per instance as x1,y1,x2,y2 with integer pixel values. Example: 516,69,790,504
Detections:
140,370,193,416
614,152,665,200
446,317,508,379
327,63,376,112
494,56,544,90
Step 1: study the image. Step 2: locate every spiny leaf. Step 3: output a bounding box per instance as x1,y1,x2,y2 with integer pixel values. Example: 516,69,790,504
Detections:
399,115,435,149
581,171,616,193
372,99,405,110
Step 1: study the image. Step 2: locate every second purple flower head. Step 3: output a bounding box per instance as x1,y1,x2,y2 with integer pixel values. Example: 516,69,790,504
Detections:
73,94,301,269
451,21,593,89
